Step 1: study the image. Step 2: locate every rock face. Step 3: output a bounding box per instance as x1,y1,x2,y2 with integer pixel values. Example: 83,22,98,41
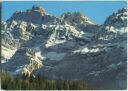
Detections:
1,6,127,89
4,48,43,76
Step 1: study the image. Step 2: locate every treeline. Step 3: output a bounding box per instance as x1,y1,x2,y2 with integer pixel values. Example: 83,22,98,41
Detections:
1,70,94,90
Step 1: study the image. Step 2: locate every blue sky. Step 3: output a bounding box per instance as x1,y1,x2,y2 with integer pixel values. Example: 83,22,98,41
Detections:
2,1,127,24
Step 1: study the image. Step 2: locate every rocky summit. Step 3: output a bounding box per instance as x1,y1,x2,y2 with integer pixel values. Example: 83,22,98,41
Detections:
1,6,127,90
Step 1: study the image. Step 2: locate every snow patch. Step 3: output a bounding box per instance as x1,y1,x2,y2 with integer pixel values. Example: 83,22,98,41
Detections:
35,51,45,60
15,68,23,73
45,40,66,48
87,71,100,76
46,52,66,61
2,46,17,62
73,47,100,54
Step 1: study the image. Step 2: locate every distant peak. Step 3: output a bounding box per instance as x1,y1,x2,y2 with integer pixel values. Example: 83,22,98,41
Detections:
104,8,127,28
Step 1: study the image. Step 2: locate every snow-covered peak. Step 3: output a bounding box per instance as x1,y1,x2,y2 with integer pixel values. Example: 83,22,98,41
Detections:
60,12,99,33
61,12,94,24
96,8,127,41
104,8,127,28
60,12,94,25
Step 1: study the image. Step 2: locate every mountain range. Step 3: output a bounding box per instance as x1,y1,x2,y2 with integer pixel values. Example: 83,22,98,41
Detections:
1,6,127,89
